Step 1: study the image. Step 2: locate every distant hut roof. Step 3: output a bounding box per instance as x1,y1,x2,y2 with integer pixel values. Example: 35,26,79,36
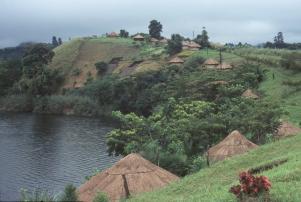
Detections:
108,32,119,37
189,41,201,48
242,89,259,99
218,63,233,70
78,153,179,202
160,38,168,43
275,122,301,138
133,34,145,40
169,57,184,64
150,38,159,42
204,58,219,65
208,130,258,162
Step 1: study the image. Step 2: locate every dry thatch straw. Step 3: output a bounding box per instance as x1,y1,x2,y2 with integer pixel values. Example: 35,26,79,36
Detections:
168,57,184,64
208,130,258,163
78,153,179,202
203,58,219,66
275,121,301,138
242,89,260,99
133,34,144,41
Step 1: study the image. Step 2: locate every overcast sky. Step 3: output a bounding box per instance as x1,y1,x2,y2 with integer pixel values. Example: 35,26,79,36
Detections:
1,0,300,48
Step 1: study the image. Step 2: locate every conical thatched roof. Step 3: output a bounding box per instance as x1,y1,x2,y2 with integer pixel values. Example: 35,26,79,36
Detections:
169,57,184,64
133,34,144,40
208,130,258,162
242,89,259,99
150,37,159,42
204,58,219,65
275,122,301,138
78,153,179,202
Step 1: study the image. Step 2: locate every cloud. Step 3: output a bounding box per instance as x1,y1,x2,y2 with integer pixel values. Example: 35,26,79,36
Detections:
0,0,300,47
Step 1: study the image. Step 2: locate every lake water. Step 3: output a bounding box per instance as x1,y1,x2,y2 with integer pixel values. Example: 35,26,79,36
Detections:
0,113,120,201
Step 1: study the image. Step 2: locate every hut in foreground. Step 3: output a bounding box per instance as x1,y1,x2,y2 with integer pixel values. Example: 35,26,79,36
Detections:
168,57,184,64
242,89,259,99
275,122,301,138
78,153,179,202
208,130,258,163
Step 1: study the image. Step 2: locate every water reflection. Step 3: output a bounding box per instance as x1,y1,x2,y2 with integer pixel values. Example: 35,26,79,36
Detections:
0,113,119,201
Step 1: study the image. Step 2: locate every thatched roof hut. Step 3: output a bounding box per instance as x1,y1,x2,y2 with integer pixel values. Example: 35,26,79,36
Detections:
133,34,145,41
218,63,233,70
160,38,168,44
275,122,301,138
168,57,184,64
182,41,201,50
150,38,159,43
208,130,258,162
78,153,179,202
203,58,219,66
242,89,259,99
107,32,119,37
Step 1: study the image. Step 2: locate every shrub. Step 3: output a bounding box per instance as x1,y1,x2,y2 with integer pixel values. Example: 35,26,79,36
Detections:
93,192,109,202
229,172,271,201
72,68,82,76
60,184,78,202
95,61,108,74
20,189,57,202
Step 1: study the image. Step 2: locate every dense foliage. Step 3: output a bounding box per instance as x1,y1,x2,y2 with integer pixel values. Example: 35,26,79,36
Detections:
167,34,183,55
148,20,163,39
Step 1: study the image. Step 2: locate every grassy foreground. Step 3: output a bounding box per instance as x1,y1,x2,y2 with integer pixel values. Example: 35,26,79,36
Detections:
129,134,301,202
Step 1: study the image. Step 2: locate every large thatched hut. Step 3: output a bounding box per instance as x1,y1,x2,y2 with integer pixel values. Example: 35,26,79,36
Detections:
275,122,301,138
208,130,258,163
242,89,259,99
203,58,219,68
78,153,179,202
182,41,201,50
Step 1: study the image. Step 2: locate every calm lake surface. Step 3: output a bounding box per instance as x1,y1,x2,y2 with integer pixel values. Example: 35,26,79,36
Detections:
0,113,120,201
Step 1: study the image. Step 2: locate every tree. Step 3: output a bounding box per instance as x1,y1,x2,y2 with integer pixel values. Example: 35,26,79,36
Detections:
274,32,285,48
148,20,162,39
52,36,58,47
95,61,108,74
58,37,63,45
119,29,129,38
167,34,183,55
195,27,210,48
60,184,78,201
0,59,22,95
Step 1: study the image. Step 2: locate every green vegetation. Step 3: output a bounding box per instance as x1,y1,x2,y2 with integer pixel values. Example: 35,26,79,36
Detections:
128,134,301,202
167,34,183,55
93,192,109,202
60,184,78,202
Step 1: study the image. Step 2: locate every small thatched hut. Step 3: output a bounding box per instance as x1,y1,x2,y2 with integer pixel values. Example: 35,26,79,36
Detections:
242,89,259,99
133,34,145,41
208,130,258,163
168,57,184,64
203,58,219,68
275,122,301,138
150,38,159,43
182,41,201,50
78,153,179,202
107,32,119,37
160,38,168,44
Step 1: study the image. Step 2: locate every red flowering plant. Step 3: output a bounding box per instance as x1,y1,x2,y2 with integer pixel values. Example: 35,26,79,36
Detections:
229,171,271,201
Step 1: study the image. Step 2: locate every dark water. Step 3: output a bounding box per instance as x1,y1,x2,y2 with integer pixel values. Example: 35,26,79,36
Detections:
0,113,119,201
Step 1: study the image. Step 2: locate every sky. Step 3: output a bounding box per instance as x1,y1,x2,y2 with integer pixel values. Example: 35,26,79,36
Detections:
1,0,301,48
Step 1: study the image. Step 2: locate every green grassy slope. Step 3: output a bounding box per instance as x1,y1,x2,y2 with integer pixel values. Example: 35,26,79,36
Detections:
129,134,301,202
259,66,301,125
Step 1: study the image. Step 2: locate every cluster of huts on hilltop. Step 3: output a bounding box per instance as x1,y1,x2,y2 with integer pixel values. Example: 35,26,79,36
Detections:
76,120,300,202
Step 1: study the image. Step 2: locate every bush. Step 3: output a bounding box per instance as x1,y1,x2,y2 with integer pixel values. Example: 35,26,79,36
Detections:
95,61,108,74
60,184,78,202
93,192,109,202
229,172,271,201
20,189,57,202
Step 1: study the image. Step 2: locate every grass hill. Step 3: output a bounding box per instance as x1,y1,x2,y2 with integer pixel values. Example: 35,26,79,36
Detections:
129,134,301,202
49,37,166,89
126,48,301,202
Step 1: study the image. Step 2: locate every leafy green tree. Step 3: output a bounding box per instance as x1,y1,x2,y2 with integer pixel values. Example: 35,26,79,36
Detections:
0,59,22,95
148,20,162,39
119,29,129,38
52,36,58,47
95,61,108,74
58,37,63,45
167,34,183,55
60,184,78,202
274,32,285,48
195,27,210,48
